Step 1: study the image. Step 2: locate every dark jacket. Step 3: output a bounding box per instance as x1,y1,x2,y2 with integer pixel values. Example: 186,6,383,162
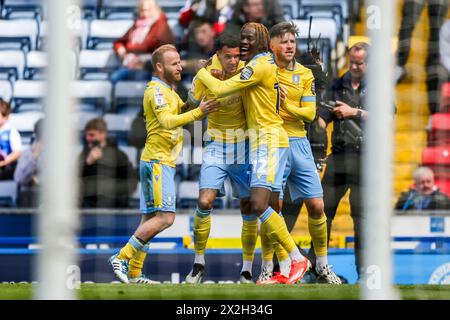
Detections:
79,139,138,208
395,188,450,211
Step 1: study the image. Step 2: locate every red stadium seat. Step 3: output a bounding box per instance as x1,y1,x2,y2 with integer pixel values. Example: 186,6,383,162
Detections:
422,145,450,166
428,113,450,146
440,82,450,113
434,178,450,198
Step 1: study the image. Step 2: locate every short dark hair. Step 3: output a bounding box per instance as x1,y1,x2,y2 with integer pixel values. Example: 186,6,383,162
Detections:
0,99,11,117
217,32,240,51
270,21,299,39
190,17,213,31
85,118,107,133
151,44,178,69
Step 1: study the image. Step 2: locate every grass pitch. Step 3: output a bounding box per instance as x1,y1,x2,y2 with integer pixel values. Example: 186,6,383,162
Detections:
0,283,449,300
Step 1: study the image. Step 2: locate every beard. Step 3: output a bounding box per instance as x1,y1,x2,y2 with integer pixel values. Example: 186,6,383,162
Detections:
163,69,180,85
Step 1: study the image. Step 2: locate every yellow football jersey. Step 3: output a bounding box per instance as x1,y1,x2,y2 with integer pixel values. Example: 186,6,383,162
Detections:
189,54,247,143
196,52,289,149
141,77,204,167
278,62,316,138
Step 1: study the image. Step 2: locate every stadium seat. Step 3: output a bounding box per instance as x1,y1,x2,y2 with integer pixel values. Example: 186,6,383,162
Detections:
0,80,13,103
119,145,138,168
0,19,38,51
38,20,88,50
434,178,450,198
280,0,299,20
422,145,450,166
103,112,133,143
79,0,100,19
87,19,134,49
292,18,337,49
8,111,44,144
113,81,146,113
12,79,46,112
23,50,46,79
0,180,18,207
0,50,25,81
440,82,450,113
79,50,120,80
75,110,102,131
159,0,186,21
178,181,199,209
300,0,349,21
2,0,44,20
428,113,450,146
100,0,138,19
71,80,113,113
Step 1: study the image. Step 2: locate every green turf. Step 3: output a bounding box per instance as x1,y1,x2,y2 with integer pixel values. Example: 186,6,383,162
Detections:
1,283,450,300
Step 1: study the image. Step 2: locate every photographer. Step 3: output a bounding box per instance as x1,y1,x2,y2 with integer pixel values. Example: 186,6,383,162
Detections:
313,42,370,278
79,118,138,208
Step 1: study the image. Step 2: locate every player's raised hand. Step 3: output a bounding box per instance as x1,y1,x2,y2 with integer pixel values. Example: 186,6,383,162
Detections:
211,69,225,80
199,98,220,114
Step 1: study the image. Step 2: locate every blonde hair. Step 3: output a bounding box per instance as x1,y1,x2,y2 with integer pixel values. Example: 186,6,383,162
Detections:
151,44,178,69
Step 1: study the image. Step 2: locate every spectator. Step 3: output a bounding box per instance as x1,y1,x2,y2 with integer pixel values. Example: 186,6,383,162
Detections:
225,0,285,35
111,0,174,83
14,118,43,207
79,118,138,208
179,18,218,76
0,99,22,180
395,166,450,211
395,0,448,114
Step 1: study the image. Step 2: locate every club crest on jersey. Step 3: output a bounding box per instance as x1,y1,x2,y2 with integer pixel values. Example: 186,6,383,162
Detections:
154,174,160,181
240,66,254,80
292,75,300,84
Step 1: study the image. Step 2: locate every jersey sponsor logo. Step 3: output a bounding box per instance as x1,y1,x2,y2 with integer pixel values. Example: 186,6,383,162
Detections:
240,66,254,80
292,75,300,84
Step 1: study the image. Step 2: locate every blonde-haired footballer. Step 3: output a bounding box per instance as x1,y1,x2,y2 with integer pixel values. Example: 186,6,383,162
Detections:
109,44,219,284
257,21,341,284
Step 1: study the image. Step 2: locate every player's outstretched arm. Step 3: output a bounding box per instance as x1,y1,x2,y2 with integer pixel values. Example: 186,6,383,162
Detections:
283,99,316,123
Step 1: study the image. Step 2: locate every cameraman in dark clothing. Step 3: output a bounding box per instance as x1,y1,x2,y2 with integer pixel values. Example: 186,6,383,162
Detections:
313,42,370,277
79,118,138,208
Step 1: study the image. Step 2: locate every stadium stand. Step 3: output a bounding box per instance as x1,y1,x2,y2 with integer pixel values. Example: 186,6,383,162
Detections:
79,49,120,80
0,180,17,207
1,0,44,20
100,0,138,20
24,50,46,79
8,110,44,144
112,81,145,113
0,80,13,103
70,80,112,113
12,79,45,112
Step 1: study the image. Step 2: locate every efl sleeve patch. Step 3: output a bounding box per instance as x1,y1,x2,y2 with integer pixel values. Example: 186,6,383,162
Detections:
154,93,167,108
240,66,254,80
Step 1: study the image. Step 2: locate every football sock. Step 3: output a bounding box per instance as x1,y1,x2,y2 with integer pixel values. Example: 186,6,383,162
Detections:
260,222,275,262
241,260,253,274
194,207,212,257
316,255,329,270
128,243,149,278
259,207,299,258
117,235,146,261
194,253,205,266
308,214,328,258
241,214,258,263
261,259,274,273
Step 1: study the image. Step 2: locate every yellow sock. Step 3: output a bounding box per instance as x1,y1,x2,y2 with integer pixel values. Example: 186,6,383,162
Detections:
194,207,212,255
128,245,148,278
308,214,328,257
260,207,297,254
241,215,258,262
260,222,274,262
117,236,145,260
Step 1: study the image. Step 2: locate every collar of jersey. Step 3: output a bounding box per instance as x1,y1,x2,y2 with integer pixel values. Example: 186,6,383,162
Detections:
152,76,172,89
250,51,270,62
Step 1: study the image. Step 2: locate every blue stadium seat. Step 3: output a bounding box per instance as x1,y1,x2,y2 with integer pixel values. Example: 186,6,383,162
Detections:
71,80,113,113
100,0,138,20
23,50,46,79
2,0,44,20
79,49,120,80
12,79,45,112
0,80,13,103
38,19,87,51
8,111,44,144
0,50,25,81
0,19,38,51
103,112,133,143
87,19,134,49
113,81,146,113
0,180,18,207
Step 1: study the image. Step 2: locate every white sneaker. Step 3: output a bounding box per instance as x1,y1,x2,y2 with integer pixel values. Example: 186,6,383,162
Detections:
239,271,253,284
185,263,205,284
129,274,161,284
256,266,273,284
316,264,342,284
108,253,129,284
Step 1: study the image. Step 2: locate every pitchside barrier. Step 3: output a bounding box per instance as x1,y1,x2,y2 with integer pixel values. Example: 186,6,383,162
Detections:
0,209,449,284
